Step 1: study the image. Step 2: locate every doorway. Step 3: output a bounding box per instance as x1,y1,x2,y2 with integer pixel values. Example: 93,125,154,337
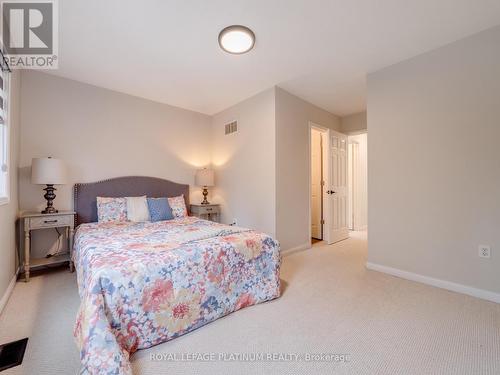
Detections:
347,132,367,231
310,128,324,241
309,124,349,245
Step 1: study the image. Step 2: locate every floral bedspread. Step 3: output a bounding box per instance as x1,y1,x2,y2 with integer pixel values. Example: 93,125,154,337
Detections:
73,216,281,374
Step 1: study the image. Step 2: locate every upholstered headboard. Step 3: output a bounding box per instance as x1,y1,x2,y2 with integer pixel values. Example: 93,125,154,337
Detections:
73,176,189,226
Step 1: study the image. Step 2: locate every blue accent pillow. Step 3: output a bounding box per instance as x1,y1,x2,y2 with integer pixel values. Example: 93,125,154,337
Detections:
147,198,174,222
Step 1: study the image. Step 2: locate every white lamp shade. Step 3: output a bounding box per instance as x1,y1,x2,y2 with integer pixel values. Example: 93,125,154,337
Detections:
31,157,68,185
195,168,215,187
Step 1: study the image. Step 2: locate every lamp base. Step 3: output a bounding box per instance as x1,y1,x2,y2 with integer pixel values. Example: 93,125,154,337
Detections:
41,184,58,214
201,187,210,205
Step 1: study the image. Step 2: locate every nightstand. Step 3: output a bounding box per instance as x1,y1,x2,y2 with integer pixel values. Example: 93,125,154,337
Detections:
21,211,76,282
190,204,220,223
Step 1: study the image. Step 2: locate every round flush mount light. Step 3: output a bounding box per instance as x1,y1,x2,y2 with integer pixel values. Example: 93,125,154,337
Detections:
218,25,255,54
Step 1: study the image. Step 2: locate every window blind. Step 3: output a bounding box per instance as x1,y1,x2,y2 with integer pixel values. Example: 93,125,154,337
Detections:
0,51,8,199
0,72,4,125
0,68,7,179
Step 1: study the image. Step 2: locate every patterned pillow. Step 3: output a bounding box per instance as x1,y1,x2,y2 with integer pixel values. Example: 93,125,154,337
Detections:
147,198,174,222
167,195,188,218
97,197,128,222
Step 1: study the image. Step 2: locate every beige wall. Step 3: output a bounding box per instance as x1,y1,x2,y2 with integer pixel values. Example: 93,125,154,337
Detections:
19,71,212,257
367,26,500,294
275,87,341,250
341,111,367,134
212,86,342,250
0,71,21,303
211,88,276,237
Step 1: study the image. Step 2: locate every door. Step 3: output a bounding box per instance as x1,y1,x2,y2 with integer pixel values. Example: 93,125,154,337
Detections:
327,130,349,243
310,129,323,239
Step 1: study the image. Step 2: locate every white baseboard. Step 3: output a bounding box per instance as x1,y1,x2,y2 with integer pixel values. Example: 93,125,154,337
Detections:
281,242,311,257
354,225,367,231
0,272,18,315
366,262,500,304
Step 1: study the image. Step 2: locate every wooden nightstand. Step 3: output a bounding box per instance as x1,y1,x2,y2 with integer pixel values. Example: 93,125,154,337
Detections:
21,211,76,282
190,204,220,223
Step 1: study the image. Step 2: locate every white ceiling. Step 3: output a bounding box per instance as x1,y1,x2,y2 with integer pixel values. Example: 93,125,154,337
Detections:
52,0,500,116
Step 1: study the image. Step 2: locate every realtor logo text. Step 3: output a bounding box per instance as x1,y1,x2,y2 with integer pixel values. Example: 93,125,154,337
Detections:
1,0,58,69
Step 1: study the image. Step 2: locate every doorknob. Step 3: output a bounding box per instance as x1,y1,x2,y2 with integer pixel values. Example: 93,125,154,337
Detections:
326,190,336,194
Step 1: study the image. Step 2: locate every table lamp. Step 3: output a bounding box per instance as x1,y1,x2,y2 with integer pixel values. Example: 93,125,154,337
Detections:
195,168,214,205
31,157,68,214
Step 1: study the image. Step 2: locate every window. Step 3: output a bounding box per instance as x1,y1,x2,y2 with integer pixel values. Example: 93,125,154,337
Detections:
0,68,9,205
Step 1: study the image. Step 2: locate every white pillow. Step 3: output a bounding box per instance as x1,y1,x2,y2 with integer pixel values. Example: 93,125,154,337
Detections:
126,196,150,222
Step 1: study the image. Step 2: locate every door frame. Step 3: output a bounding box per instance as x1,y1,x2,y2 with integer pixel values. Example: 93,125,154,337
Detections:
347,140,359,230
347,131,368,232
308,122,331,246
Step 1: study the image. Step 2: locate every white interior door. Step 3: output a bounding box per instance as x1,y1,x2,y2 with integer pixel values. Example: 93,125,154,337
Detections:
310,129,322,239
327,130,349,244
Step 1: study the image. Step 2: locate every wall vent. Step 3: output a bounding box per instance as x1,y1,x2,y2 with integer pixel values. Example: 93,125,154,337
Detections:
224,121,238,135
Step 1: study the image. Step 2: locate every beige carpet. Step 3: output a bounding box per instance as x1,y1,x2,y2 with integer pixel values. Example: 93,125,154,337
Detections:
1,232,499,374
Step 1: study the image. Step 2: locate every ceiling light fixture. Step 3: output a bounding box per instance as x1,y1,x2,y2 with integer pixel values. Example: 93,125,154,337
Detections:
218,25,255,54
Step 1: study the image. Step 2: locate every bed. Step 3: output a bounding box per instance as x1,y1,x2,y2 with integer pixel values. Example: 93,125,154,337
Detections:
72,176,281,374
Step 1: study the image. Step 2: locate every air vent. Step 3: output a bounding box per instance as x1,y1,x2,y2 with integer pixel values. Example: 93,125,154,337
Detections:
224,121,238,135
